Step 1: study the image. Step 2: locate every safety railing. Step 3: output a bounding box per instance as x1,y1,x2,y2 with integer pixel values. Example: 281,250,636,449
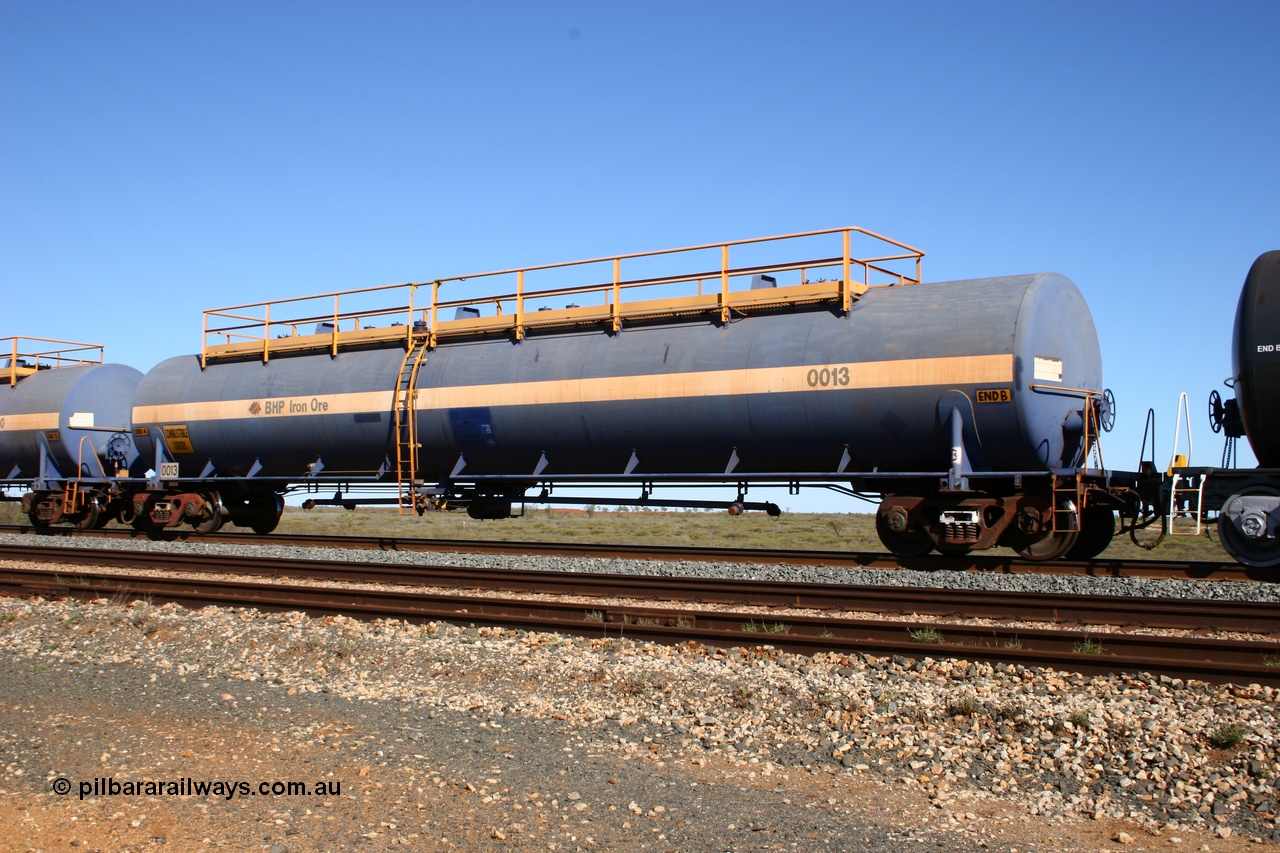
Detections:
1,337,105,385
200,285,421,367
201,227,925,365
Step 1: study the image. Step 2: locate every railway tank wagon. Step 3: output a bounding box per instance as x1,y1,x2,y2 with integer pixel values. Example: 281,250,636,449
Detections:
128,228,1121,559
1189,250,1280,567
0,338,144,528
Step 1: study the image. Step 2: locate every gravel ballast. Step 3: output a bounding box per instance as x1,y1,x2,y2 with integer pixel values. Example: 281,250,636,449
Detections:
3,532,1279,603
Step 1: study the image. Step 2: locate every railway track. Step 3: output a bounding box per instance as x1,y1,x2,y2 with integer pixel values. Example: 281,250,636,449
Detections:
0,523,1263,581
0,542,1276,633
1,542,1277,687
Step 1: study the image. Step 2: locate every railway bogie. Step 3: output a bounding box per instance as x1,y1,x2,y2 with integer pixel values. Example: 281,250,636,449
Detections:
128,487,284,535
872,478,1121,561
21,488,117,529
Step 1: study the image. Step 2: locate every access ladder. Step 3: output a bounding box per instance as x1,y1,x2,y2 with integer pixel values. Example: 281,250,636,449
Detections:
1167,472,1206,536
393,339,430,513
1165,392,1204,536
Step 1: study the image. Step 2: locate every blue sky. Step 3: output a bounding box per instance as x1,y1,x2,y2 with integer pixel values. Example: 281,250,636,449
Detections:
3,1,1277,512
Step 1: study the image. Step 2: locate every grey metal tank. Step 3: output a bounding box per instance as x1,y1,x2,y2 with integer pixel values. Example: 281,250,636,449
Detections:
131,349,404,477
0,363,143,481
413,272,1099,478
130,272,1101,483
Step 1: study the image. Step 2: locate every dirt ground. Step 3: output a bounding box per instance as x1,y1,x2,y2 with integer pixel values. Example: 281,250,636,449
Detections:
2,656,1271,853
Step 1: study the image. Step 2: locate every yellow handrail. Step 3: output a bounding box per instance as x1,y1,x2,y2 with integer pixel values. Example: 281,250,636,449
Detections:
200,227,925,364
1,337,105,385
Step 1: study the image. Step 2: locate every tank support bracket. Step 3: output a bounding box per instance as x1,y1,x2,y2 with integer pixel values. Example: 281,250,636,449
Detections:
34,443,63,491
943,405,972,491
146,440,172,490
449,455,467,478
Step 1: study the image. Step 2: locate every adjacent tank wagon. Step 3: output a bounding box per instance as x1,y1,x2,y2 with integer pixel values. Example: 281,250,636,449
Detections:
0,338,143,528
1172,250,1280,567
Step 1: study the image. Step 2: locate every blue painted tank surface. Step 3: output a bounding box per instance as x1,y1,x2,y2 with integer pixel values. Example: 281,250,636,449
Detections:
413,273,1099,477
130,273,1100,482
0,364,143,480
132,351,403,477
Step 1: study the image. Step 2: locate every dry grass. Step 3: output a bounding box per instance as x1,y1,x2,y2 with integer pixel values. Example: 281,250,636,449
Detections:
272,504,887,551
270,505,1238,562
0,498,1232,561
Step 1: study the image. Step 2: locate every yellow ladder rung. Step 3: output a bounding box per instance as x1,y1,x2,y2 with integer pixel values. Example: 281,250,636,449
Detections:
1165,473,1204,536
393,339,429,514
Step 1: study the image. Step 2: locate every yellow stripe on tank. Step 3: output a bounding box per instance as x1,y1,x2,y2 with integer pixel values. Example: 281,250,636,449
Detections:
127,356,1008,425
0,412,61,431
132,354,1015,424
419,354,1015,408
132,390,395,424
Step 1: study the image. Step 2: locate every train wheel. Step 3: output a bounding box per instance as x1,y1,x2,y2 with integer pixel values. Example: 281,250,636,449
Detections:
248,497,283,535
1015,530,1078,561
1218,488,1280,569
1064,508,1115,561
250,516,279,535
875,513,933,558
193,513,224,534
26,510,50,529
191,492,225,535
73,498,102,531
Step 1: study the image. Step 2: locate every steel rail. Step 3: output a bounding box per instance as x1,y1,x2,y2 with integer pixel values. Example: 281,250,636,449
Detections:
0,525,1261,581
0,563,1276,687
0,542,1275,635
